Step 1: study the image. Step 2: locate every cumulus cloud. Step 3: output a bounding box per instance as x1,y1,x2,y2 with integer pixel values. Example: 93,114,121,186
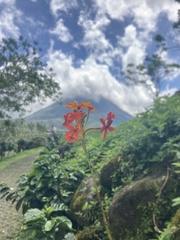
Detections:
118,24,147,68
78,12,111,52
0,0,21,39
94,0,133,21
49,0,78,17
50,19,73,42
26,0,180,115
0,0,15,4
1,0,179,117
94,0,178,25
93,0,179,69
46,46,153,115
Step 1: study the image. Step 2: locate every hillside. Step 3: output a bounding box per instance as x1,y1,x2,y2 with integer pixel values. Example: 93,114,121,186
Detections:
2,94,179,240
26,98,133,128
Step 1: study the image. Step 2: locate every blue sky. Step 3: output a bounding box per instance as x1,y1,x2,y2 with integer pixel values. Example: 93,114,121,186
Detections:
0,0,179,115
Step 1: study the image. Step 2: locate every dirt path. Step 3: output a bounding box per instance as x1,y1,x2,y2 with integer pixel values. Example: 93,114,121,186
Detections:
0,153,38,240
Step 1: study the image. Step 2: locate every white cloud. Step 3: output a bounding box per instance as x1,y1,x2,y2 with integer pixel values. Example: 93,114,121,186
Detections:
118,25,147,68
0,0,15,4
50,19,73,42
1,0,179,117
94,0,178,25
49,0,78,18
46,46,153,115
94,0,133,21
160,86,178,97
146,0,179,22
93,0,179,67
0,0,21,39
78,12,111,52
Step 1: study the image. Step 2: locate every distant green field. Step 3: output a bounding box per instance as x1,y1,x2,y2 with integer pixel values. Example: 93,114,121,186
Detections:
0,147,43,170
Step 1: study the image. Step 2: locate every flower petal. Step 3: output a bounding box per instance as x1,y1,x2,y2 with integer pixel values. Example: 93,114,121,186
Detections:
100,118,106,126
107,112,115,121
108,126,115,132
66,100,79,110
100,126,106,132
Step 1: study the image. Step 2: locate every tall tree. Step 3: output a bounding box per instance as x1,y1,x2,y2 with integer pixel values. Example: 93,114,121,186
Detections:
122,34,180,98
0,36,61,118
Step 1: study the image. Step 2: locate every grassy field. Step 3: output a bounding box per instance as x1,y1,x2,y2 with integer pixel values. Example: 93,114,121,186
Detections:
0,147,43,170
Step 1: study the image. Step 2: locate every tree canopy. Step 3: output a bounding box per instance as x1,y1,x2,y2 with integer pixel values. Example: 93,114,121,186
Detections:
121,2,180,98
122,26,180,98
122,51,180,98
0,36,61,118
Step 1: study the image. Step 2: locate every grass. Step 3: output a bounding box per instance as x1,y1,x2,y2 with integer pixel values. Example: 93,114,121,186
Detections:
0,147,43,170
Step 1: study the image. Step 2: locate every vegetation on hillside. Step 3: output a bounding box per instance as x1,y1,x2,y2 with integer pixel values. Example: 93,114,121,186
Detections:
0,119,48,159
0,92,179,239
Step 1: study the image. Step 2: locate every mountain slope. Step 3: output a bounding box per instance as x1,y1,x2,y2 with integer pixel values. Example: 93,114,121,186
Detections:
26,98,133,127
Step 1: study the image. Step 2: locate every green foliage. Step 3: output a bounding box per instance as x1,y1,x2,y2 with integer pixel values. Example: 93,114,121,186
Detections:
1,93,180,239
17,207,75,240
0,36,61,118
172,198,180,207
0,145,84,214
105,94,180,188
0,147,43,171
0,119,48,159
157,209,180,240
157,141,180,240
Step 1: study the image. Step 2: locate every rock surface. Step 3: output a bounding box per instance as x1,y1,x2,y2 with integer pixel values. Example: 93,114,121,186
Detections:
108,175,179,240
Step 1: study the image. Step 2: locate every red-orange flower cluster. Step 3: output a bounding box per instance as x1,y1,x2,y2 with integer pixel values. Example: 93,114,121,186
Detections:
63,100,115,142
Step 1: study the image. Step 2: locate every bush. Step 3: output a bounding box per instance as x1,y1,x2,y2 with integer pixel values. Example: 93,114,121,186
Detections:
17,139,28,152
26,137,47,149
0,141,7,158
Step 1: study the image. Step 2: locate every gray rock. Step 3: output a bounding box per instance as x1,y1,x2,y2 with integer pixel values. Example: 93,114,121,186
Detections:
69,176,98,227
108,175,179,240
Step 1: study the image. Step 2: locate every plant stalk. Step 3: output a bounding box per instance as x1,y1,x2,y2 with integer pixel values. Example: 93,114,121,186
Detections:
81,138,113,240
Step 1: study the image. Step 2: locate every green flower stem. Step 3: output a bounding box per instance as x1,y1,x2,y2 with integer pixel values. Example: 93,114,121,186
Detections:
83,109,90,129
81,138,113,240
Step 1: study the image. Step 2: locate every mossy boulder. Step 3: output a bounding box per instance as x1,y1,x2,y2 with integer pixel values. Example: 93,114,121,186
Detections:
100,157,120,188
69,176,98,227
108,174,180,240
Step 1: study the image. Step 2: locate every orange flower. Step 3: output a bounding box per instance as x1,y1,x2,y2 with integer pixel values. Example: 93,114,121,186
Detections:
81,101,96,111
63,101,115,142
63,112,84,127
66,100,83,111
64,124,81,142
63,113,74,126
66,100,96,112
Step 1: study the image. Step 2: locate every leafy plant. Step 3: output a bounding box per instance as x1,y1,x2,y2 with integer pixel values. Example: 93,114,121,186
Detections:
17,207,75,240
0,147,84,214
0,93,179,239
